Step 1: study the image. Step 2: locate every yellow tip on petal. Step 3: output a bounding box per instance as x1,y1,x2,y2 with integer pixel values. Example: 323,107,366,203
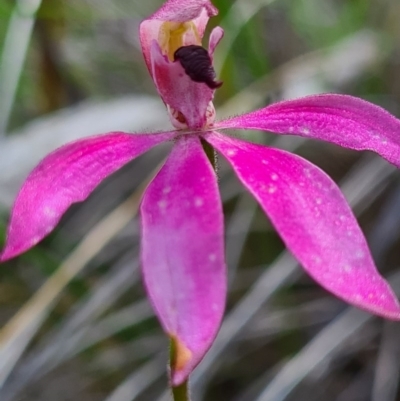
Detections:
170,335,193,372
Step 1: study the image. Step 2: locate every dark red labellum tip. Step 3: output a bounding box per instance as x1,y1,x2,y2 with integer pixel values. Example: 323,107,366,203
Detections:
174,45,223,90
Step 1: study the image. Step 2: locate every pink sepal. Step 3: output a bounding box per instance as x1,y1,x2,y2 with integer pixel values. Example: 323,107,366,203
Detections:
206,131,400,320
216,94,400,167
1,131,174,261
141,134,226,385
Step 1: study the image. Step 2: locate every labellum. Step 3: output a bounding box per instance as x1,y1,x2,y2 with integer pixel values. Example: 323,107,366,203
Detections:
174,45,222,89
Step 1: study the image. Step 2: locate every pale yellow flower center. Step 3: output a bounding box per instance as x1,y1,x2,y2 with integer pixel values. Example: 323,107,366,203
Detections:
158,21,201,61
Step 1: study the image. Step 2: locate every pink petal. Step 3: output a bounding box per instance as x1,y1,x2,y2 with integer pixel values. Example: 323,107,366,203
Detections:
208,26,224,59
150,41,214,129
1,132,174,261
206,131,400,320
216,94,400,167
149,0,217,25
140,0,218,78
141,135,226,385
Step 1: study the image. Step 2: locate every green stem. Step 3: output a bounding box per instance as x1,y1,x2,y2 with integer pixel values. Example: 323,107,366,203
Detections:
201,138,217,170
172,380,190,401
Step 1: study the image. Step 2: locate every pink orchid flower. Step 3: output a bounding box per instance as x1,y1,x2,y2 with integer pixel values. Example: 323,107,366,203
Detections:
2,0,400,386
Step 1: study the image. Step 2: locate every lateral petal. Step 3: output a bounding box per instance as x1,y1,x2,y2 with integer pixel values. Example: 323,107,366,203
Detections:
141,135,226,385
206,131,400,320
1,132,174,261
216,94,400,167
208,26,224,59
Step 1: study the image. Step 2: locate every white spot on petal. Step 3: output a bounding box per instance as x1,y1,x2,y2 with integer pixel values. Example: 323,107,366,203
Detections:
227,149,237,156
43,206,56,218
270,173,279,181
301,126,310,135
303,167,312,178
315,198,322,205
343,264,352,273
163,186,171,194
158,200,167,209
32,236,41,245
355,249,365,259
311,255,322,264
261,159,268,165
268,184,277,194
194,197,204,207
208,253,216,262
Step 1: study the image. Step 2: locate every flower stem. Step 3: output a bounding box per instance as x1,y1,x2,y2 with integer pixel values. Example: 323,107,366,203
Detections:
201,138,217,170
172,380,190,401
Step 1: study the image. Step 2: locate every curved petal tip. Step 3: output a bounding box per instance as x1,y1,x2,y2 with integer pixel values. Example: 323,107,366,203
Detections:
170,336,194,386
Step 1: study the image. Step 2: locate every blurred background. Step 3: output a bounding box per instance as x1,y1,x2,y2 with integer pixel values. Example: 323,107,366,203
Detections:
1,0,400,400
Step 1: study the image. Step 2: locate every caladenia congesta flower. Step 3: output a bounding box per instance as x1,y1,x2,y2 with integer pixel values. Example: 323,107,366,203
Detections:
2,0,400,390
